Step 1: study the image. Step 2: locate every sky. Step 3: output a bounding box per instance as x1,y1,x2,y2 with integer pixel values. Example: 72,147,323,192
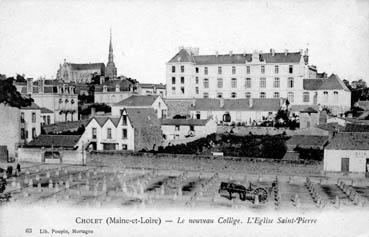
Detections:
0,0,368,84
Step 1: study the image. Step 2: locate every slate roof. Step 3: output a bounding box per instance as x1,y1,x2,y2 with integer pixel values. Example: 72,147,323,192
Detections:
303,74,350,91
114,95,159,107
25,135,81,148
67,63,105,71
94,79,135,92
20,102,41,110
325,132,369,150
168,49,304,65
161,118,210,126
40,107,53,114
164,99,194,117
92,116,120,127
290,105,319,112
139,83,166,89
190,98,280,111
286,135,329,148
125,108,160,128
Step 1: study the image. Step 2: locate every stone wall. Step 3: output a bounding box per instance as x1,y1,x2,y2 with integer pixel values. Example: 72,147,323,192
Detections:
17,148,84,165
0,103,20,158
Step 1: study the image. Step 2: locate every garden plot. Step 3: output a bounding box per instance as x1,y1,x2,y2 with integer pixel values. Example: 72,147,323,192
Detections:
1,163,369,211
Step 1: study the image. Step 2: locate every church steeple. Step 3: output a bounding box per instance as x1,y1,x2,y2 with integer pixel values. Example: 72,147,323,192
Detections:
106,28,117,79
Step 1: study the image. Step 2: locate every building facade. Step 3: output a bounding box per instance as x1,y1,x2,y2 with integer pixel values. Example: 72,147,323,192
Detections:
166,47,350,115
56,60,105,83
137,83,166,98
20,102,42,143
94,79,137,106
15,78,78,122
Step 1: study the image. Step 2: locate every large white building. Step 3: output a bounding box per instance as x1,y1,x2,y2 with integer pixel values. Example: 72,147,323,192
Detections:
166,47,350,115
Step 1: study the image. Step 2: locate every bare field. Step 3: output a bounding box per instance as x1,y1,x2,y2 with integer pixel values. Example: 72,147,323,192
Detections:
1,161,369,211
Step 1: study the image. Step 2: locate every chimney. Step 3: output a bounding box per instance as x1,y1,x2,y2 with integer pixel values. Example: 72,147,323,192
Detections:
219,98,224,108
284,49,288,55
304,48,309,56
270,48,275,56
38,78,44,93
91,107,96,117
300,49,303,55
115,84,120,92
249,98,253,108
242,51,246,57
100,76,105,84
229,50,233,56
215,51,219,57
26,78,33,94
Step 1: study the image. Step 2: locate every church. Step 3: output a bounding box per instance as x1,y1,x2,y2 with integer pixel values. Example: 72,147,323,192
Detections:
56,30,118,83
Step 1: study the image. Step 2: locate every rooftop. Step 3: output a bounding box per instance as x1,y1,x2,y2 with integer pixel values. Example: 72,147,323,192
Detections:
286,135,329,148
125,108,160,128
25,135,81,148
139,83,166,89
114,95,159,107
325,132,369,150
40,107,54,114
20,102,41,110
190,98,281,111
67,62,105,71
161,118,210,126
303,74,350,92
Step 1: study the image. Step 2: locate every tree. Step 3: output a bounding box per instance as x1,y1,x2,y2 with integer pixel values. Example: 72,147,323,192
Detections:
351,79,367,90
0,78,33,108
15,74,26,83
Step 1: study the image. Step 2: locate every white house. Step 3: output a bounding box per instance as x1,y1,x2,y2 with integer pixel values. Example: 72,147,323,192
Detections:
111,95,168,119
324,132,369,173
138,83,166,98
161,118,217,141
80,108,162,151
94,79,137,106
40,107,55,125
20,102,42,143
189,98,282,124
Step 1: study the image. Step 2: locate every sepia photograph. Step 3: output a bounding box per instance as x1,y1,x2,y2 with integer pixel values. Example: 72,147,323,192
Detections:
0,0,368,236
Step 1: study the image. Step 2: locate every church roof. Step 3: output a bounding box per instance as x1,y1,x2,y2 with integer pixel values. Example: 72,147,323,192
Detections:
303,74,350,92
67,63,105,71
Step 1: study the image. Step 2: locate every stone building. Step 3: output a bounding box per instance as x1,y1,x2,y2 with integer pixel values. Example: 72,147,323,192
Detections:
81,108,162,151
166,47,350,115
56,60,105,83
137,83,166,97
94,79,137,106
15,78,78,122
20,102,42,143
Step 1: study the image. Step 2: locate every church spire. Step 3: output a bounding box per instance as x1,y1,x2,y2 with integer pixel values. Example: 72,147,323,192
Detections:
108,28,114,63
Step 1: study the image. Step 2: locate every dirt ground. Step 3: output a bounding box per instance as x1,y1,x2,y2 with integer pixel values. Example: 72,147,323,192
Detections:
1,161,368,210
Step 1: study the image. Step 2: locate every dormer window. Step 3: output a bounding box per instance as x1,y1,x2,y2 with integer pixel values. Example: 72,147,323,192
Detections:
71,99,75,104
65,99,69,103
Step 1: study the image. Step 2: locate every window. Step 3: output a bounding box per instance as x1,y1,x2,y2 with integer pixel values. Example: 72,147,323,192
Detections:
195,67,199,73
218,66,222,74
32,128,36,139
275,65,279,74
122,144,128,150
21,128,25,139
204,67,208,75
323,91,328,102
231,78,237,88
172,66,175,73
195,77,199,84
180,65,184,73
47,116,50,125
288,77,294,88
217,78,223,88
203,78,209,88
32,112,36,123
195,87,199,94
217,93,223,98
107,128,112,139
287,92,294,103
333,91,339,102
232,66,236,74
175,125,180,131
231,92,237,98
289,65,293,74
21,112,25,123
172,87,176,94
180,77,184,84
172,77,176,84
92,127,97,139
274,92,280,98
190,125,195,131
246,66,250,74
203,92,209,98
303,92,310,103
260,78,266,88
122,115,127,125
245,92,251,99
274,77,280,88
245,78,251,88
260,92,266,98
180,87,185,94
261,65,265,74
122,129,127,139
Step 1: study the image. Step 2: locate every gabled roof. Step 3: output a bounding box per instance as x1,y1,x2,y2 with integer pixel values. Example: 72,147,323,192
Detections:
114,95,159,107
94,79,135,92
169,50,303,65
25,135,81,148
190,98,280,111
20,102,41,110
92,116,120,127
303,74,350,92
168,49,195,63
325,132,369,150
125,108,160,128
161,118,210,126
40,107,53,114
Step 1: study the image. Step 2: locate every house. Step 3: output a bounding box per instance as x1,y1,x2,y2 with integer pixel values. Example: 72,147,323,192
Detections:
324,132,369,173
111,95,168,119
283,134,329,161
94,79,137,106
17,135,86,164
189,98,281,124
0,103,21,158
137,83,166,98
20,102,42,143
161,118,217,141
80,108,162,151
298,107,319,129
40,107,54,125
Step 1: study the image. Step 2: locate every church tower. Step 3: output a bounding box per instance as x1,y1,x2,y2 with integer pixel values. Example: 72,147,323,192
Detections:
105,28,117,79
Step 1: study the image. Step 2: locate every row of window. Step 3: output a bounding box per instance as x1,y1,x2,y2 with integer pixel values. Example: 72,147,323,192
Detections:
20,128,36,140
92,127,128,140
198,77,295,89
171,86,185,94
171,65,294,75
171,77,185,85
59,98,75,104
21,112,37,123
